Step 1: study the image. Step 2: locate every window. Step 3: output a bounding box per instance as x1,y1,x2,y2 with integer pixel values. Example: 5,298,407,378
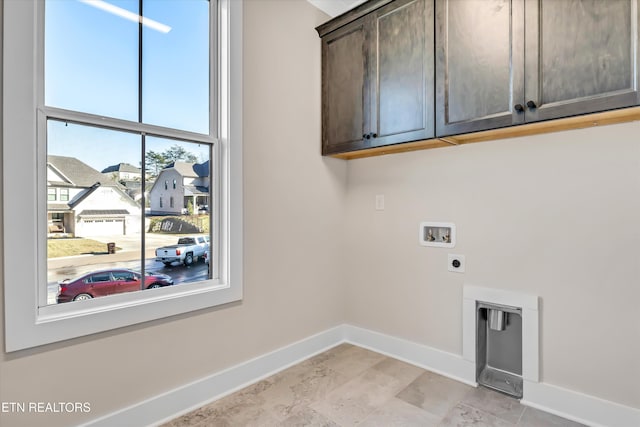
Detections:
89,274,112,283
112,271,136,281
48,188,57,201
59,188,69,201
173,179,177,189
46,0,214,293
3,0,243,351
170,196,174,208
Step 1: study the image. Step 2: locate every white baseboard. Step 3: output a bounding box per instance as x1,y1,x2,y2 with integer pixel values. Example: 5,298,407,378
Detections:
342,324,477,386
343,325,640,427
81,324,640,427
522,380,640,427
81,325,345,427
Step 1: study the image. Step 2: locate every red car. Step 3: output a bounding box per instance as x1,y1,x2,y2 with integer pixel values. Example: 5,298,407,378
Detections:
57,269,174,303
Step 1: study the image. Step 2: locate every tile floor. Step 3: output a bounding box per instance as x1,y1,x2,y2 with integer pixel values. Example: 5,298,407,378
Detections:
163,344,586,427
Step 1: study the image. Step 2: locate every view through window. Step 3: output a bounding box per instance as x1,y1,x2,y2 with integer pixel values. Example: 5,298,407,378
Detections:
45,0,213,305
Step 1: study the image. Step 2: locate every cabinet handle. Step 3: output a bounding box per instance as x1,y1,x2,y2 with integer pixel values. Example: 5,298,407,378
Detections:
526,100,537,109
514,104,524,112
372,133,377,138
365,134,371,139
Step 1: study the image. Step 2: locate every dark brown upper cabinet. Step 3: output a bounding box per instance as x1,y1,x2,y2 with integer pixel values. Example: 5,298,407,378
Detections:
318,0,435,155
436,0,640,137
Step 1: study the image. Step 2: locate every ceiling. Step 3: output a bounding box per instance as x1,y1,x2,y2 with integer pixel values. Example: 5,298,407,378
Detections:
307,0,368,18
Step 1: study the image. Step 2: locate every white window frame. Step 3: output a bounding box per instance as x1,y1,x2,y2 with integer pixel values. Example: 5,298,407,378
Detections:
2,0,243,352
59,187,69,201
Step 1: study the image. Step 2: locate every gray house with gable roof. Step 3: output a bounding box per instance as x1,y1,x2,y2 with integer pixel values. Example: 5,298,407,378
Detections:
148,161,210,215
47,155,142,236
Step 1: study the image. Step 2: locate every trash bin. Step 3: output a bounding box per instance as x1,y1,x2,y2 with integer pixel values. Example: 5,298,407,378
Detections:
107,242,116,254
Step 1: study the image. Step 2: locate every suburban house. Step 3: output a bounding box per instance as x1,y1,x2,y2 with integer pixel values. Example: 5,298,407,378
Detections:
2,1,640,427
148,161,210,215
101,162,142,181
102,162,144,202
48,155,142,236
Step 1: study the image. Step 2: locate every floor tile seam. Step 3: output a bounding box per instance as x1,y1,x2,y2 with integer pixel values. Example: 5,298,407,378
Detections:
357,393,406,426
311,383,397,426
459,387,525,424
340,372,418,406
515,404,527,425
246,364,346,421
269,404,302,425
388,395,446,424
437,393,472,421
308,401,349,427
371,364,426,391
455,402,518,426
329,356,389,380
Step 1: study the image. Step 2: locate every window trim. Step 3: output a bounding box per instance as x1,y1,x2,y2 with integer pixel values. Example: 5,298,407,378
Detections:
3,0,243,352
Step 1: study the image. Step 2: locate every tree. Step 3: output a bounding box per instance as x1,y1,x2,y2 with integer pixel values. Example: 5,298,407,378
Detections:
145,150,166,178
165,145,198,164
144,145,198,178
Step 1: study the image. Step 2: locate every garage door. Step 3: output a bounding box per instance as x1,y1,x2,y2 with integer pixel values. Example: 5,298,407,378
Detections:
81,218,125,236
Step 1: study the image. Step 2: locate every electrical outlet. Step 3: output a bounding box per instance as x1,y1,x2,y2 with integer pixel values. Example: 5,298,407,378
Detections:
448,254,465,273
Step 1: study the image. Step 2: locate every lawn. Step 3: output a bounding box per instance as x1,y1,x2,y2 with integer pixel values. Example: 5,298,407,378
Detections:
47,238,120,258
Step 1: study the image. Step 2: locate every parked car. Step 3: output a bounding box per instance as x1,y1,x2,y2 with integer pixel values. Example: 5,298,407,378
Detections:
155,235,210,267
57,269,174,303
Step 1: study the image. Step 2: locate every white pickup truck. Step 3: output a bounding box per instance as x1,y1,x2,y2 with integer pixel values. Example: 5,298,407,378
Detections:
155,236,210,267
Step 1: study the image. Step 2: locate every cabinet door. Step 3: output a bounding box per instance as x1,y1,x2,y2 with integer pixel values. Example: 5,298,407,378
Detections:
370,0,434,147
525,0,640,122
435,0,525,137
321,18,371,155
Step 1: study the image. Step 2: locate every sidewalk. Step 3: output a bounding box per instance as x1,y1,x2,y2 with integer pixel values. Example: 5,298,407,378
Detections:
47,233,184,269
47,249,157,269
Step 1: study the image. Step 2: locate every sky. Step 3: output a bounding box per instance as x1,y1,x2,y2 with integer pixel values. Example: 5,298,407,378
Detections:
45,0,211,172
48,120,211,172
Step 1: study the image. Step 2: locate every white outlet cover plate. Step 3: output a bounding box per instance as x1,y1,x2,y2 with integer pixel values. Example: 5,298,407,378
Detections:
448,254,465,273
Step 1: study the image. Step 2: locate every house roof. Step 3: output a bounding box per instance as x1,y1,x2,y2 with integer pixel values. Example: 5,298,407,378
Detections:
164,160,210,178
48,204,72,212
78,209,130,216
184,185,209,196
48,155,121,188
101,163,141,174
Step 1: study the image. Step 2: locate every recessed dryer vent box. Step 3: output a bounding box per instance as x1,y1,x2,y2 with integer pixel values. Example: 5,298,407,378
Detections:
419,222,456,248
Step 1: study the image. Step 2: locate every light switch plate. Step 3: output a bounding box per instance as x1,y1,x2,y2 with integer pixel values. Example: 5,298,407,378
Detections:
375,194,385,210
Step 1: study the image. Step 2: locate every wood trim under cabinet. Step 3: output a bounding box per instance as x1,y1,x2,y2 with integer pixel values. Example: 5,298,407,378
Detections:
330,106,640,160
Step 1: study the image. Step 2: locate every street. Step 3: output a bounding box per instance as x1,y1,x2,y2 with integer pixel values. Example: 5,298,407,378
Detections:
47,257,209,305
47,233,210,305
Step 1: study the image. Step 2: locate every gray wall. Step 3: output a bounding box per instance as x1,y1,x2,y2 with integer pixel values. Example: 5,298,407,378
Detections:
345,123,640,409
0,1,348,426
